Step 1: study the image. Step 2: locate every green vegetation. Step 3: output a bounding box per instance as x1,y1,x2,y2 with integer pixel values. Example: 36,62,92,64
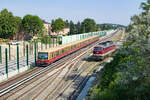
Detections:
81,18,98,33
51,18,66,33
0,8,45,40
69,18,98,35
90,0,150,100
22,14,44,36
0,9,22,39
98,23,126,31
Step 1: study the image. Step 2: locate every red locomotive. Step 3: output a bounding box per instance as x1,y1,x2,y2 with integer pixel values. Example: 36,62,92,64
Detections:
93,41,116,60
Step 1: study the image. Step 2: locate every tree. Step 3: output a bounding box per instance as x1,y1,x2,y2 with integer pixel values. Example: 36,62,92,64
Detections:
22,14,43,36
81,18,97,33
14,16,22,31
65,20,70,28
51,18,66,33
69,21,76,35
140,0,150,14
51,19,55,32
90,1,150,99
0,9,21,39
76,21,81,34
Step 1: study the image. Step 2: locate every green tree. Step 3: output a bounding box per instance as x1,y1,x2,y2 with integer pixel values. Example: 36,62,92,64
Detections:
81,18,97,33
69,21,76,35
90,1,150,99
22,14,43,36
141,0,150,14
51,18,65,33
51,19,55,32
76,21,81,34
0,9,21,39
65,20,70,28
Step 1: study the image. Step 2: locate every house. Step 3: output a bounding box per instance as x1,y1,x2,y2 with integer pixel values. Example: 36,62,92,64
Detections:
50,28,70,36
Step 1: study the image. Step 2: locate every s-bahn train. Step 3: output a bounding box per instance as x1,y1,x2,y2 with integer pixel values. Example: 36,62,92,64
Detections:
92,41,116,60
36,36,99,66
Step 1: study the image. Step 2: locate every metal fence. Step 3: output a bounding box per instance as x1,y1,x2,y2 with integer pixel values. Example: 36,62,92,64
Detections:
61,30,115,45
0,37,61,79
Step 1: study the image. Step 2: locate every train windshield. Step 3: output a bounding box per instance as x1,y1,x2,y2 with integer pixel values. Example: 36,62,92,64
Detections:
94,47,98,51
94,47,102,51
99,48,102,51
38,52,48,59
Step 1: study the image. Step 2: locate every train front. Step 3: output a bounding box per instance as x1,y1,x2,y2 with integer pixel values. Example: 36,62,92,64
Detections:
92,46,104,60
36,52,49,66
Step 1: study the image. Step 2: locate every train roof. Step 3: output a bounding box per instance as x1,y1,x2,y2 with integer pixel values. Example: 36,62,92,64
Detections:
39,35,99,53
95,41,114,48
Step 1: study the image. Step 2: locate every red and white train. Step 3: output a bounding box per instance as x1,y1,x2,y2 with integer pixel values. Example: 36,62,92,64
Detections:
93,41,116,60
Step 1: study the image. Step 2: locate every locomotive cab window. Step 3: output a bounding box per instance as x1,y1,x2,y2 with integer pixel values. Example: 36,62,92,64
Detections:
94,48,98,51
38,52,48,59
99,48,102,51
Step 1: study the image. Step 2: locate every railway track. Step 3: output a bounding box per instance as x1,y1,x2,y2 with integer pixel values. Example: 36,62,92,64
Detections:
2,40,98,100
53,62,98,100
0,30,119,99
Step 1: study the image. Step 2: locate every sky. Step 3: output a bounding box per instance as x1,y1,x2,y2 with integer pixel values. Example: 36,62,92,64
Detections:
0,0,144,25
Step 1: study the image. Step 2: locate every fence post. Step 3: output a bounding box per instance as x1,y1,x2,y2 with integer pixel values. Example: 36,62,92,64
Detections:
41,40,43,50
0,46,2,63
45,40,47,49
37,42,38,52
34,42,37,65
30,42,32,55
23,42,25,56
49,37,50,48
56,37,58,46
5,48,8,77
26,45,29,66
17,45,19,72
9,44,11,60
53,37,54,47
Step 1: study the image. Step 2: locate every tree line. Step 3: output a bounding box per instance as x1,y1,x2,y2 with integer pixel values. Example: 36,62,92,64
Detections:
51,18,99,35
90,0,150,100
0,9,44,39
98,23,126,31
0,8,100,40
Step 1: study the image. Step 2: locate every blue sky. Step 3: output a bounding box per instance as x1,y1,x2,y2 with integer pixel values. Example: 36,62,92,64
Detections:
0,0,144,25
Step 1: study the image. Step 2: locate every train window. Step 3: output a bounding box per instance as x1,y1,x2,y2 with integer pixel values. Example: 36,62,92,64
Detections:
56,51,59,56
68,46,70,51
51,53,53,58
59,50,62,55
71,46,73,50
49,53,52,59
66,47,68,52
64,48,66,52
52,53,55,58
62,49,64,53
38,52,48,59
94,48,98,51
99,48,102,51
